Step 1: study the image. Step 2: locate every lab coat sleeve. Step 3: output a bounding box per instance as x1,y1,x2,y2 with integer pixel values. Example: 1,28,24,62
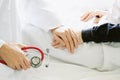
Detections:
107,0,120,24
24,8,61,32
19,0,61,32
0,39,5,48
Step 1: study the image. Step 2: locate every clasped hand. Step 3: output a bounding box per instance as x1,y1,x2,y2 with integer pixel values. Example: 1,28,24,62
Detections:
51,26,83,53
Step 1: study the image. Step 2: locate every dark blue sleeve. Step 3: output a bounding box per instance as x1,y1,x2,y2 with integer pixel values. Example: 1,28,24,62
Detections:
82,23,120,43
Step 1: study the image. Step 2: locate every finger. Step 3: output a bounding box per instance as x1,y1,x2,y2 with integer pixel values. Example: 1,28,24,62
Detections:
53,40,66,49
52,36,57,42
52,42,59,46
15,63,22,70
53,33,65,46
53,41,66,47
12,66,17,70
23,58,30,69
19,57,28,70
53,43,61,48
53,43,64,48
76,32,81,44
69,29,79,48
67,29,77,53
94,17,101,24
81,11,90,21
53,36,65,48
52,37,58,45
52,39,56,43
20,61,27,70
52,40,59,46
83,13,94,22
55,31,70,52
65,30,74,53
52,39,66,48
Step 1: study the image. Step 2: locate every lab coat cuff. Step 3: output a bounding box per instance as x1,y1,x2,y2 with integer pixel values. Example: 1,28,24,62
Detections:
0,39,5,48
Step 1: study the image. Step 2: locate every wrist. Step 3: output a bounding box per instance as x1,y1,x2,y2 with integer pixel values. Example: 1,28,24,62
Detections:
0,43,6,58
0,43,7,53
0,43,12,56
0,40,6,56
77,31,83,44
0,40,5,59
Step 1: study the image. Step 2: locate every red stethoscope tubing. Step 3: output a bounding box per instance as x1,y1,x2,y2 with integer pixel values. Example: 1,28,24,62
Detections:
0,46,44,65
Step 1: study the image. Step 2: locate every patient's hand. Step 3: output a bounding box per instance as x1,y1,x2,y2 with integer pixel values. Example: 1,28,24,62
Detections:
51,27,81,53
80,10,106,24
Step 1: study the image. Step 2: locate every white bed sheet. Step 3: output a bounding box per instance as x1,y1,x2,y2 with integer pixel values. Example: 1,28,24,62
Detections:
0,62,120,80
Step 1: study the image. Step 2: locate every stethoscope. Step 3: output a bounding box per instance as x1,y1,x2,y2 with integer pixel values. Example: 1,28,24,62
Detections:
0,46,47,68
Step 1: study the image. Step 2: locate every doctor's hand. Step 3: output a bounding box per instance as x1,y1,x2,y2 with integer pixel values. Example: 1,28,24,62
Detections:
0,43,30,70
80,10,106,24
51,27,81,53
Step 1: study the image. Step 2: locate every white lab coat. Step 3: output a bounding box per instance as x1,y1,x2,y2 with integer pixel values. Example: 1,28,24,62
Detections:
0,0,21,43
0,0,60,58
17,0,61,32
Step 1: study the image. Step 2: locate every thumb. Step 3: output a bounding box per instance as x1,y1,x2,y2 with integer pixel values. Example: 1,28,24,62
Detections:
17,44,27,48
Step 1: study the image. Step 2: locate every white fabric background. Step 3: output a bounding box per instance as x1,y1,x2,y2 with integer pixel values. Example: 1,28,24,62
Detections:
0,0,115,42
0,0,21,42
43,0,114,28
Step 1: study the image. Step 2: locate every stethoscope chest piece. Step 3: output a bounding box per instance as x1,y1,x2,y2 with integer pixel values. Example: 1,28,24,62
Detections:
21,46,44,68
31,56,42,68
